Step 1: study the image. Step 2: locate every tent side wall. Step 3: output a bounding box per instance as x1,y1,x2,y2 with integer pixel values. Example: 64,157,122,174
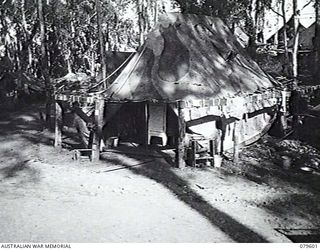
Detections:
181,91,278,151
102,88,279,151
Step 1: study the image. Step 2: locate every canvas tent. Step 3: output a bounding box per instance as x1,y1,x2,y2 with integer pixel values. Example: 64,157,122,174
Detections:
54,13,282,164
263,0,315,43
102,13,281,156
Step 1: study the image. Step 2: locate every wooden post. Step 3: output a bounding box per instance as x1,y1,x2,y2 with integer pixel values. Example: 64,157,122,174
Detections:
175,101,186,168
219,114,226,154
144,101,149,148
91,98,105,161
54,101,62,148
209,139,216,157
189,140,196,167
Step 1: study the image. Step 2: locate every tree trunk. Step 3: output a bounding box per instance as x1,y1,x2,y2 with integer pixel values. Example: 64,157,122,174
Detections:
96,0,107,87
38,0,51,124
281,0,290,76
67,0,75,73
250,0,258,42
144,0,150,32
66,50,72,74
314,0,320,79
21,0,32,72
154,0,158,25
39,0,48,77
106,23,110,51
292,0,299,85
245,0,259,56
137,0,145,46
90,50,96,77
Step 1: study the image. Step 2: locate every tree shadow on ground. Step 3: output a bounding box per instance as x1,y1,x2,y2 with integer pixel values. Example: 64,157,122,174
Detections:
0,104,82,149
258,193,320,243
221,136,320,193
101,150,268,243
0,111,44,136
275,228,320,243
216,137,320,237
0,150,41,184
256,193,320,222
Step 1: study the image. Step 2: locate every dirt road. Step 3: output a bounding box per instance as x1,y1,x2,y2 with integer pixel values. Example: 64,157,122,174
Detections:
0,107,319,242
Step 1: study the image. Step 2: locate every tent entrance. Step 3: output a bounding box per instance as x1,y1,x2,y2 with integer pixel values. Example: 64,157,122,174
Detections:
103,101,178,148
103,102,146,145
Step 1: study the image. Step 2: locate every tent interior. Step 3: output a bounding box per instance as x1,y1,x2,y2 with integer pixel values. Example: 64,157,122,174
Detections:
102,102,178,148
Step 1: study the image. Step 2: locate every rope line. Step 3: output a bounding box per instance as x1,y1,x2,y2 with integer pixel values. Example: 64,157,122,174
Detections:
88,52,135,91
55,52,135,94
106,45,147,97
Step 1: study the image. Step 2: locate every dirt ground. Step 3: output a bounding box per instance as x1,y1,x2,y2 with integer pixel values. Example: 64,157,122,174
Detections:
0,105,320,243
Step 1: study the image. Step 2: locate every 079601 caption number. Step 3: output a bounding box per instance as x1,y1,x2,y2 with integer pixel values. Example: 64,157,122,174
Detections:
300,244,318,248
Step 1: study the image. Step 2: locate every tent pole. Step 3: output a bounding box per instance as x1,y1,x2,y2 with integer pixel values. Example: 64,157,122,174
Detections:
190,140,196,167
175,100,186,168
144,101,149,148
219,114,226,154
209,139,216,156
91,98,105,161
54,101,62,148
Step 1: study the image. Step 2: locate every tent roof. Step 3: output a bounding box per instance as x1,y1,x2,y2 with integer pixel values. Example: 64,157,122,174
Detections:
106,13,276,102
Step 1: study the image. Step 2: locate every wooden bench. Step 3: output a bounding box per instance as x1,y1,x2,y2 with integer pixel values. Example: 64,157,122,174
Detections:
73,149,94,161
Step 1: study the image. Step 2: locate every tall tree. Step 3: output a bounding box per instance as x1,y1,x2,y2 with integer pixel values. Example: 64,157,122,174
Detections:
265,0,290,75
173,0,267,54
292,0,299,85
96,0,107,87
38,0,48,81
137,0,146,46
38,0,51,122
246,0,260,55
315,0,320,79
